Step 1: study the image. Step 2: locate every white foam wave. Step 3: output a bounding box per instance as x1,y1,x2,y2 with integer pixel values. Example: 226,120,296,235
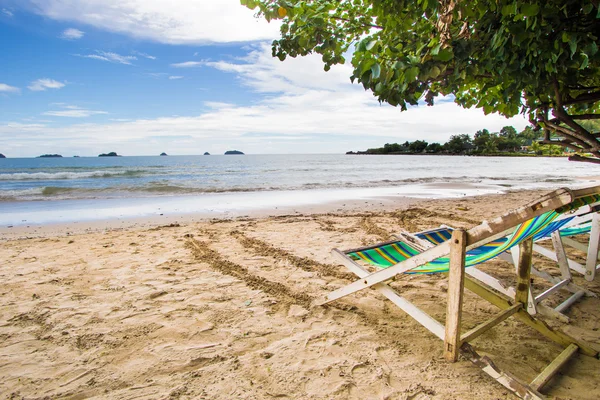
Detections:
0,170,139,181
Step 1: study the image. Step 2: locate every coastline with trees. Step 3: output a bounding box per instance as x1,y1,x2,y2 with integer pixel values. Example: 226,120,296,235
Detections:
347,125,569,157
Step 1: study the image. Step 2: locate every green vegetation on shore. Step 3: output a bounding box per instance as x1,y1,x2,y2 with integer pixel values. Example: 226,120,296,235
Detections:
347,125,566,156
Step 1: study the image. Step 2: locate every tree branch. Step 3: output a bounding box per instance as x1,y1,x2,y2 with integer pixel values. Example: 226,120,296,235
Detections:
563,90,600,106
331,16,383,30
569,154,600,165
552,79,600,148
570,114,600,120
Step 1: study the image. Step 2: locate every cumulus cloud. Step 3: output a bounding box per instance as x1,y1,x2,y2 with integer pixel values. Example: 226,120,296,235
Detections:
1,44,528,155
0,83,20,93
76,50,136,65
42,105,108,118
28,79,66,91
60,28,84,39
23,0,280,44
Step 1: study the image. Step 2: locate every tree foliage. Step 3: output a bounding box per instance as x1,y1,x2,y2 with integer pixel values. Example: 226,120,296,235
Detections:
242,0,600,163
349,125,560,155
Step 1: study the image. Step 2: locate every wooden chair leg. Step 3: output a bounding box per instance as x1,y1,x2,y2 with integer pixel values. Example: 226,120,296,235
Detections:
444,229,466,362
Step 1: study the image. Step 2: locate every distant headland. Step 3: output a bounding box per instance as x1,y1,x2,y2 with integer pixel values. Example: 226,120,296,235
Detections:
0,153,5,159
224,150,244,155
204,152,210,156
346,125,570,158
160,152,168,156
99,152,121,157
38,154,63,158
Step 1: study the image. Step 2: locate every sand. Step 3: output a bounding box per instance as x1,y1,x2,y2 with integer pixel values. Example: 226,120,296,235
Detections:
1,190,600,399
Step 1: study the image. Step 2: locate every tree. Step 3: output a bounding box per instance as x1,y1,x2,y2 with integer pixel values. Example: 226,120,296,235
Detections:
445,134,472,154
473,129,491,151
242,1,600,163
426,142,443,153
409,139,428,153
499,126,517,139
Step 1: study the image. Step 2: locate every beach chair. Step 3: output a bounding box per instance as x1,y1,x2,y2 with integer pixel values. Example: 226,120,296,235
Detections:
410,202,600,320
317,186,600,400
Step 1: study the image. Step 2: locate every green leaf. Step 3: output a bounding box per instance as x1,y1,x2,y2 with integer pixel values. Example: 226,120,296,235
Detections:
582,4,593,14
580,53,589,69
405,67,419,82
569,37,577,56
520,4,539,17
366,40,378,51
371,63,381,79
436,48,454,62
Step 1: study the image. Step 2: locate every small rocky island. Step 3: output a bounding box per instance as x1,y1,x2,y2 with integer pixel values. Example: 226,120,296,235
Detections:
204,152,210,156
99,152,120,157
0,153,5,159
224,150,244,155
38,154,63,158
160,152,168,156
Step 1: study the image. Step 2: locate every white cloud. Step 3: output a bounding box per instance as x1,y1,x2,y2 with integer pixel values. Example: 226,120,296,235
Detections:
24,0,280,44
168,76,184,80
77,50,136,65
0,83,20,93
28,79,66,91
2,8,14,17
171,61,205,68
1,44,529,156
132,50,156,60
42,105,108,118
61,28,84,39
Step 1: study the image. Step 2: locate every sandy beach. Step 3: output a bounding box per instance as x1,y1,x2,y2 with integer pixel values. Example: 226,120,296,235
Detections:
1,190,600,399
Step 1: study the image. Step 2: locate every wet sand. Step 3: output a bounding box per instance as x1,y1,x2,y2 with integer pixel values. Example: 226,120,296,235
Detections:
1,190,599,399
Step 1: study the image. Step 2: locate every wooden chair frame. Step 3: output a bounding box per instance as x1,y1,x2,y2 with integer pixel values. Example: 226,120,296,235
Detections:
317,186,600,399
409,207,599,321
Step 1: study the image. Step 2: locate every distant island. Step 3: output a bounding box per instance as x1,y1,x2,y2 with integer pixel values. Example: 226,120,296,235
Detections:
204,152,210,156
38,154,63,158
0,153,5,159
160,152,168,156
224,150,244,155
99,152,120,157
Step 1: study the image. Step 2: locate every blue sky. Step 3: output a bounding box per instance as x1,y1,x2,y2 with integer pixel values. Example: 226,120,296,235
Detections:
0,0,529,157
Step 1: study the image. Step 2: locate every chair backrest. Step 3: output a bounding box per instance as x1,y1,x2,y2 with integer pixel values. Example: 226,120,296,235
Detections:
349,191,600,274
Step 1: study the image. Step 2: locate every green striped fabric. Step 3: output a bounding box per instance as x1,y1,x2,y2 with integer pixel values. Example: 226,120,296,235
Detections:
348,211,560,274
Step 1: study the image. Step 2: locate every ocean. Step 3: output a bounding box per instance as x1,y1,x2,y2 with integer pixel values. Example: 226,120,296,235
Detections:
0,154,597,225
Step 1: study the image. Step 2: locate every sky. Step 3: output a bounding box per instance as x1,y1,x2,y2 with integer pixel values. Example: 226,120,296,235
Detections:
0,0,529,157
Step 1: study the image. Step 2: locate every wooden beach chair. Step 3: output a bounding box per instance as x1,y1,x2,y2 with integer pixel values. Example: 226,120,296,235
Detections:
412,206,598,322
409,201,600,320
317,186,600,400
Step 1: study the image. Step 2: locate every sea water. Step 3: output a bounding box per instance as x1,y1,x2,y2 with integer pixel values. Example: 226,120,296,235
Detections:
0,154,597,225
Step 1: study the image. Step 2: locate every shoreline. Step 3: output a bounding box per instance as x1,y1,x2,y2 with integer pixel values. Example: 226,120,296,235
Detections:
0,182,512,233
0,186,549,241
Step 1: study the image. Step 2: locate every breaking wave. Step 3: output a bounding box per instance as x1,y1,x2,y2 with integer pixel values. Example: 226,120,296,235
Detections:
0,169,147,181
